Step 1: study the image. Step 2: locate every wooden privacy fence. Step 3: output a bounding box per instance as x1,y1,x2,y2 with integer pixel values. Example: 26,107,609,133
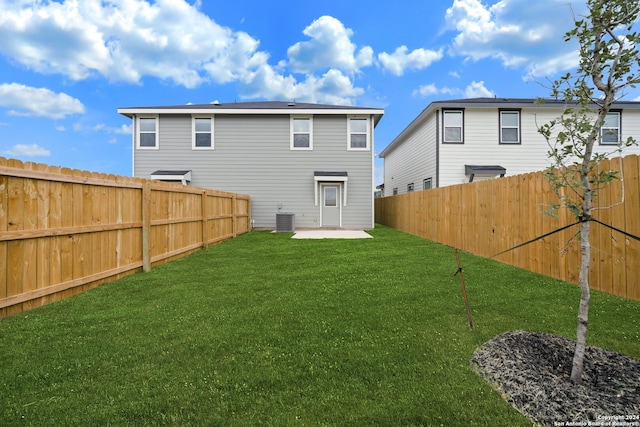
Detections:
0,157,250,317
375,154,640,301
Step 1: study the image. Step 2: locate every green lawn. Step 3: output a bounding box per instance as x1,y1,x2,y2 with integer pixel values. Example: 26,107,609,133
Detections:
1,225,638,426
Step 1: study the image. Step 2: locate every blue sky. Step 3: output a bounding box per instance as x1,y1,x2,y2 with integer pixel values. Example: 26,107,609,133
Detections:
1,0,632,185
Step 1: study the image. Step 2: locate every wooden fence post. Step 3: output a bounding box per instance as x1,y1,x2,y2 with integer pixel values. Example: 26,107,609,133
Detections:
201,190,208,247
141,182,151,272
232,194,237,237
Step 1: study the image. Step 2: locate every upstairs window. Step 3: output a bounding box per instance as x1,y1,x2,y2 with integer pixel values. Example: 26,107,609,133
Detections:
423,178,432,190
407,183,414,192
500,110,520,144
138,117,158,149
193,117,213,149
443,110,463,143
348,117,369,150
291,116,312,149
601,111,621,145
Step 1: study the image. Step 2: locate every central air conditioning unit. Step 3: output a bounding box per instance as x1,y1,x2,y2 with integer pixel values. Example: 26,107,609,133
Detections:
276,212,295,232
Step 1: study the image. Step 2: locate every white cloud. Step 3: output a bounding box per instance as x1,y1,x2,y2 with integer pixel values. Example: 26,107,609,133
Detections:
241,65,363,105
0,2,374,104
4,144,51,157
445,0,583,77
287,15,374,74
0,0,267,88
201,32,270,85
464,81,495,98
412,81,494,98
378,46,443,76
0,83,85,119
93,123,132,134
413,84,439,97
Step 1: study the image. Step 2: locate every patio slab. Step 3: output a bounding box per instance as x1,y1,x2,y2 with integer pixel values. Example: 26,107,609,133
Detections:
291,229,373,239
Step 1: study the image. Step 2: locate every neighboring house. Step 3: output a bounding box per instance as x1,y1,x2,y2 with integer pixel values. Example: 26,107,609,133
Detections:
118,101,384,229
379,98,640,196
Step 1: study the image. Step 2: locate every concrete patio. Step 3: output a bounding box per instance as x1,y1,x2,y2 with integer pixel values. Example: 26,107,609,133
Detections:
291,229,373,239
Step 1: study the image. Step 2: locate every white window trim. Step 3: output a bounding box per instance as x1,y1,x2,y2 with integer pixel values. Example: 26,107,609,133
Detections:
499,110,521,144
314,175,348,207
600,111,621,145
290,116,313,150
192,115,214,150
347,116,370,151
137,115,159,150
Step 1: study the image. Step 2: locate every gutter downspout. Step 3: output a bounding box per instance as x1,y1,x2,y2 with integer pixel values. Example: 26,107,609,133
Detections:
131,114,136,177
435,109,440,188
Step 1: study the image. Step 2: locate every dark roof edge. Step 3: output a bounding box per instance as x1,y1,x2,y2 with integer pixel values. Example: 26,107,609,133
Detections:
314,171,348,177
118,100,384,125
120,100,382,110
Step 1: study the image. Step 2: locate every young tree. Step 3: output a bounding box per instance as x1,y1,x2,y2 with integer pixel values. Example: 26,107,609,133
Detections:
538,0,639,383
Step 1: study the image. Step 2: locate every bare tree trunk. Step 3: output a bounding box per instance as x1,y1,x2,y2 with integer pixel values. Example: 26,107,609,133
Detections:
571,157,593,383
571,219,591,383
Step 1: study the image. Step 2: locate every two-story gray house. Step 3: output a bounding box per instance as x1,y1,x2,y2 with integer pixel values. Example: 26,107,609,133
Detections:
118,101,384,229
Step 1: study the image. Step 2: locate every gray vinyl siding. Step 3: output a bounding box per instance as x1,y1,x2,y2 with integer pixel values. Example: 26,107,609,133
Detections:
134,114,374,229
382,113,437,196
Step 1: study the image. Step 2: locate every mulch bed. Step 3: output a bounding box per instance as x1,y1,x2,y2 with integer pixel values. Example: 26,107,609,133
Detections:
471,330,640,427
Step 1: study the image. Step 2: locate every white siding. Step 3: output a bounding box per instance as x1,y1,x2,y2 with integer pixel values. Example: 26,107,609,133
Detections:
383,113,437,196
440,107,640,186
439,108,552,186
134,114,374,229
383,104,640,192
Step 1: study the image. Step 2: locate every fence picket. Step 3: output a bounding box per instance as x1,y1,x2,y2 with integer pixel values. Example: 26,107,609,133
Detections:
623,155,640,300
375,154,640,301
0,157,250,316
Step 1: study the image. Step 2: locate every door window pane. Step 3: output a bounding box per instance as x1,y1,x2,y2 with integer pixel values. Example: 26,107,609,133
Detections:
325,187,337,207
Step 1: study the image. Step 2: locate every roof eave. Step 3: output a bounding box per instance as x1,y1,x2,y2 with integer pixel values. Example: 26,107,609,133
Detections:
379,103,436,158
117,106,384,124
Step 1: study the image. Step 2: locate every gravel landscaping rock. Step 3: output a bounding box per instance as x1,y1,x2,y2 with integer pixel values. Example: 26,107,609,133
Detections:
471,330,640,427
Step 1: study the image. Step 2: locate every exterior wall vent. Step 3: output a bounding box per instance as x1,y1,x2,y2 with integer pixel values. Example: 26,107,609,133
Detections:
276,212,295,232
